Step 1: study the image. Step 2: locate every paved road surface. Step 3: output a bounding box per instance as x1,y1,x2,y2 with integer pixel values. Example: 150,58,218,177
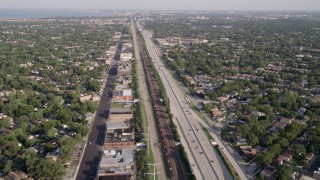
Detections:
75,32,124,180
171,72,251,179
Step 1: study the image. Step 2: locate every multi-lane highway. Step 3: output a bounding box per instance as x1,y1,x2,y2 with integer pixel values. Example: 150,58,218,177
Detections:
139,19,248,179
136,20,234,180
75,32,124,180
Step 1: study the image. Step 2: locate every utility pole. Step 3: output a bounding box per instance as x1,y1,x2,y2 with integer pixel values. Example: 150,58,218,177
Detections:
144,163,161,180
141,127,150,156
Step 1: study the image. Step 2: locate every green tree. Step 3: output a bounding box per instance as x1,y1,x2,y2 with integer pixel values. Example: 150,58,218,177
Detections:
261,152,274,164
276,165,292,180
47,128,58,138
86,80,100,92
2,159,13,173
3,141,19,158
247,134,259,145
25,151,39,176
35,159,65,179
64,92,79,104
278,138,289,148
15,103,34,117
0,117,12,129
270,144,282,155
293,144,307,158
60,145,72,162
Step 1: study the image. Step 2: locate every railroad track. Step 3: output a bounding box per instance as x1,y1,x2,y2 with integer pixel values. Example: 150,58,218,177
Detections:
135,23,184,180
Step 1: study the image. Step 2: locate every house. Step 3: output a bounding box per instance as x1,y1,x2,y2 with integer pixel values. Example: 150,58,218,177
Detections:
311,95,320,103
210,107,225,122
186,76,196,86
27,147,38,154
217,94,229,102
46,152,59,161
239,146,257,156
3,172,20,180
306,153,314,162
91,94,100,102
280,117,294,125
278,152,293,162
276,156,283,165
13,170,27,179
2,169,27,180
251,111,266,117
271,122,286,129
235,138,247,146
229,91,239,98
194,87,205,96
80,94,91,102
260,166,276,179
240,98,252,104
292,137,309,146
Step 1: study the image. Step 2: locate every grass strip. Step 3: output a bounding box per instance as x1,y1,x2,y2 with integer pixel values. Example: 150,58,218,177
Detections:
215,147,240,180
199,123,213,140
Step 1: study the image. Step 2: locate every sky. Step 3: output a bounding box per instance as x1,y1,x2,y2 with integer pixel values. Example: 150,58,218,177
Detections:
1,0,320,11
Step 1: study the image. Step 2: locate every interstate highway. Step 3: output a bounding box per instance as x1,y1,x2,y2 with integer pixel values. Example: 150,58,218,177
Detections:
137,21,234,180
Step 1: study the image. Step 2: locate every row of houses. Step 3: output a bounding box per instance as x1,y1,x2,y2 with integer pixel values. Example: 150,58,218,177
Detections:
97,37,136,180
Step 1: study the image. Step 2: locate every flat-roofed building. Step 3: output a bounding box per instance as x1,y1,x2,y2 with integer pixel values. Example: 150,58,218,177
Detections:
120,53,132,62
112,90,132,103
98,149,135,177
105,128,134,143
117,63,131,77
109,108,133,121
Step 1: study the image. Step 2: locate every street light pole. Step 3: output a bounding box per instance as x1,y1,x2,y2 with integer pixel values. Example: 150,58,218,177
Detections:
142,127,150,156
144,163,161,180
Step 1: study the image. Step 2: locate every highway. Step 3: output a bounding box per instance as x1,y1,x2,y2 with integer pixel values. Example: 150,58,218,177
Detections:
137,19,249,180
137,21,234,180
130,18,167,180
75,32,124,180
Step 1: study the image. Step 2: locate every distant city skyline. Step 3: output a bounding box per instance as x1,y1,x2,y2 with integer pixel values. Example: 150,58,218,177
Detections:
1,0,320,11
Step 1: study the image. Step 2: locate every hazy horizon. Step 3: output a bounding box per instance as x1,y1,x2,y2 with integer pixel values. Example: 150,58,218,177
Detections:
2,0,320,11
